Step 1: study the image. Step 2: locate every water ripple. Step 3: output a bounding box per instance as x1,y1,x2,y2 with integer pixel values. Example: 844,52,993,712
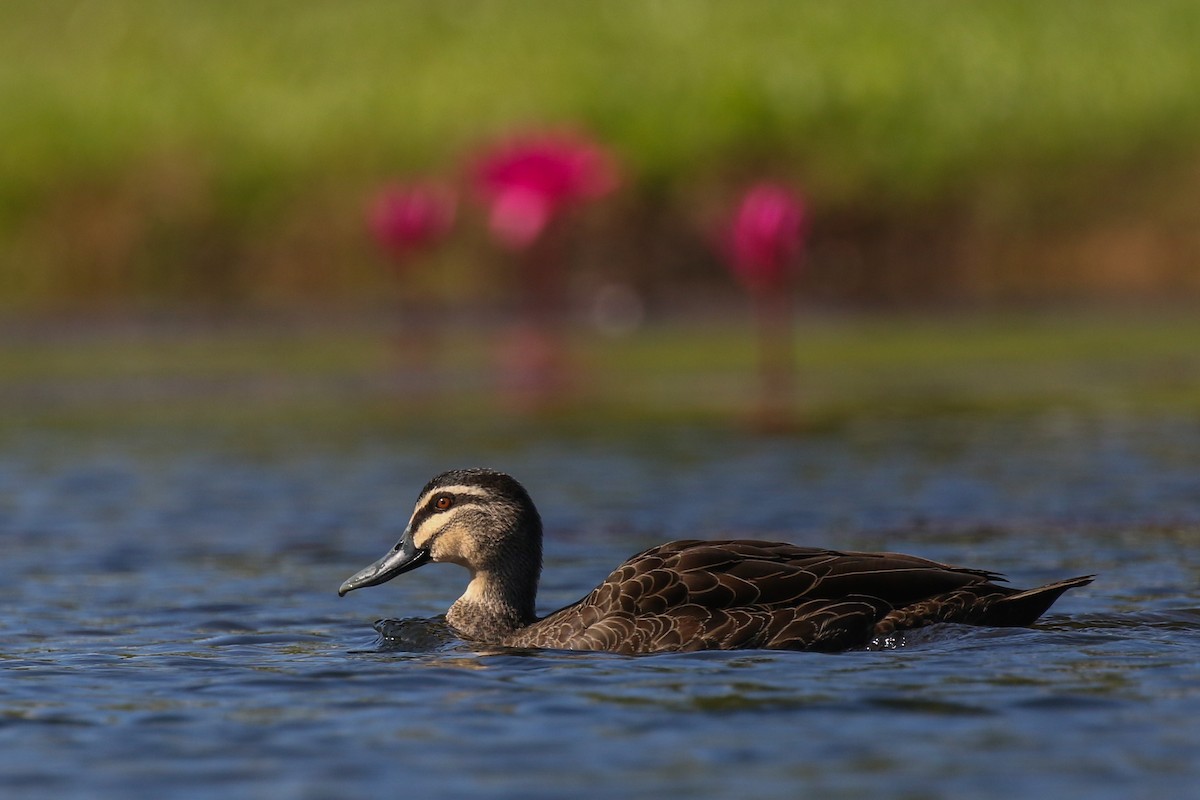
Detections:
2,418,1199,799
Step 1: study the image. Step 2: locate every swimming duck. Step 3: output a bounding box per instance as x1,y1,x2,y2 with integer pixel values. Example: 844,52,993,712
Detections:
338,468,1093,653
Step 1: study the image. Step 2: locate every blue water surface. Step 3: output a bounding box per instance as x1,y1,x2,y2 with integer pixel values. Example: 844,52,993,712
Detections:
2,413,1198,799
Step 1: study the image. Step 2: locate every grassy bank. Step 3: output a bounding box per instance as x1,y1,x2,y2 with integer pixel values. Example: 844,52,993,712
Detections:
3,1,1200,306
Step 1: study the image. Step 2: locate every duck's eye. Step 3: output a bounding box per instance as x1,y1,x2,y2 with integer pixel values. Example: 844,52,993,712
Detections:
433,494,454,511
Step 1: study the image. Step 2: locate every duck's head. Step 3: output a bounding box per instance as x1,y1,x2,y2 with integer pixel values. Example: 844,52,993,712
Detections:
338,468,543,601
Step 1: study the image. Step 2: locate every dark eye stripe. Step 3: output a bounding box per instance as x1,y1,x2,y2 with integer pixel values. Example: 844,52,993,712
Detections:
409,494,485,537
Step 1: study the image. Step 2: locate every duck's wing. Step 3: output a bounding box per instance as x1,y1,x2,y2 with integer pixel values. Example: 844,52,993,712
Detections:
514,540,1089,653
641,540,1011,651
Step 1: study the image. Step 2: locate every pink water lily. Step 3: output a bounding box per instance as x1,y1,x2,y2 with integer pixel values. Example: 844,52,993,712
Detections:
367,183,456,263
473,131,618,249
726,183,807,290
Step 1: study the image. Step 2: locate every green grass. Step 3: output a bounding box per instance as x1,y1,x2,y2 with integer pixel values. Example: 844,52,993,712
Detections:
2,1,1199,304
5,1,1197,194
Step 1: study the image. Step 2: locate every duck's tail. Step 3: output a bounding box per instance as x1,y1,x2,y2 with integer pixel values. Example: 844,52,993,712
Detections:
981,575,1095,627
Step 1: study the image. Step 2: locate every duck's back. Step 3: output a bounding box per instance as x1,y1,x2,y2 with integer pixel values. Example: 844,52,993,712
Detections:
502,540,1092,654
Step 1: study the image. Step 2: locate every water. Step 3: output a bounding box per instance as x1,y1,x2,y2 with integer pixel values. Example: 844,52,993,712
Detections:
3,414,1199,799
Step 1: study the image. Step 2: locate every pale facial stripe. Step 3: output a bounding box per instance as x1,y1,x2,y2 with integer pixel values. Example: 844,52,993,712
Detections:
411,485,492,516
407,485,494,548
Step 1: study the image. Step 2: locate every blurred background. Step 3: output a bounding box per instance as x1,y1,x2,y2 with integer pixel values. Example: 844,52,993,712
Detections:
2,0,1199,424
5,7,1200,796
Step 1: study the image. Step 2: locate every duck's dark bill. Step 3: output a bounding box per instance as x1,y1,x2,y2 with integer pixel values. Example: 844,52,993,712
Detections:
338,535,431,597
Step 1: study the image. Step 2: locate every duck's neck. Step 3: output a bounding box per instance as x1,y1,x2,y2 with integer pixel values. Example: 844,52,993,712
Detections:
447,567,539,643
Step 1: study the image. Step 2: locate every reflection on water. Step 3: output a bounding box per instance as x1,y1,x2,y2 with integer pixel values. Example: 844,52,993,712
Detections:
1,415,1199,798
372,616,458,652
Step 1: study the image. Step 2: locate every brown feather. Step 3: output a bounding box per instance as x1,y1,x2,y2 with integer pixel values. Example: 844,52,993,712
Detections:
503,540,1093,654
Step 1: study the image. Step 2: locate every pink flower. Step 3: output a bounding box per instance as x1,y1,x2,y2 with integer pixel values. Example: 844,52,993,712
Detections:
725,183,808,289
473,131,618,249
368,183,456,262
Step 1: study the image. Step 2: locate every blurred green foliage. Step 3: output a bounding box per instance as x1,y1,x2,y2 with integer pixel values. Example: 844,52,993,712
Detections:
2,0,1199,306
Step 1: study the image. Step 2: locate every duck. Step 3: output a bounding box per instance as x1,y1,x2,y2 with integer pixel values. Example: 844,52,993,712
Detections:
338,468,1094,654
